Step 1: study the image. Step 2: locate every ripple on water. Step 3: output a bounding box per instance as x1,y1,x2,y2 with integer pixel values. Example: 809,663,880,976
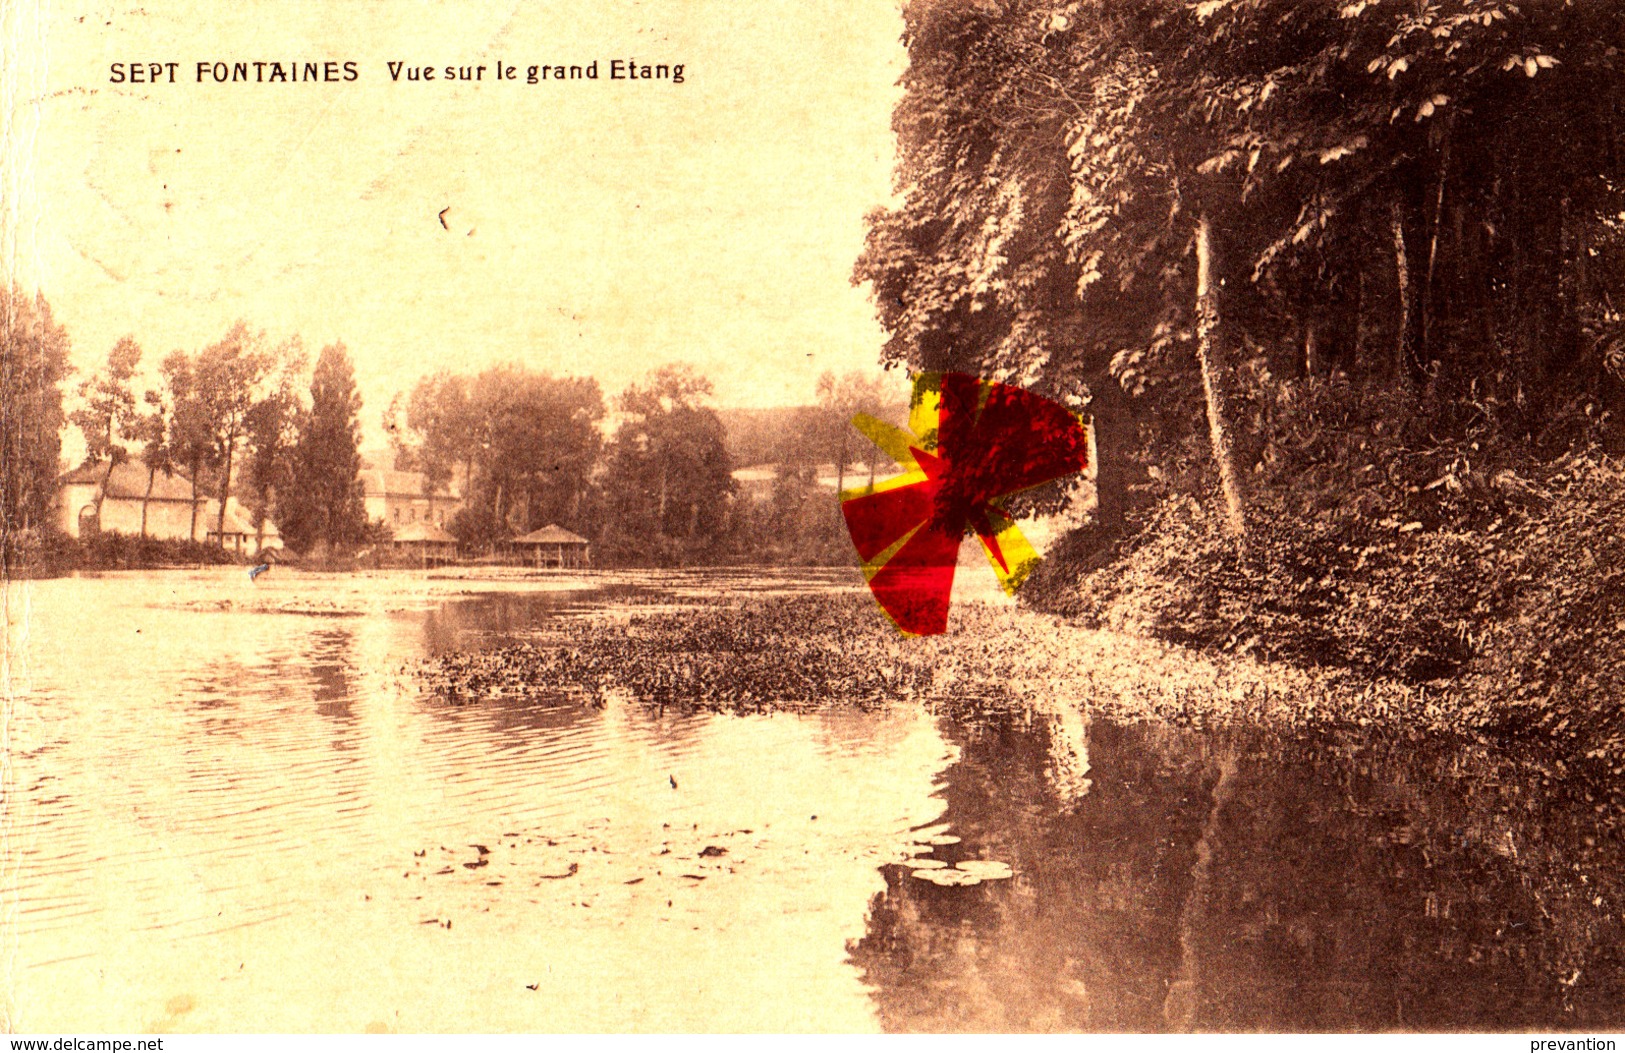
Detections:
7,571,957,1032
18,570,1620,1032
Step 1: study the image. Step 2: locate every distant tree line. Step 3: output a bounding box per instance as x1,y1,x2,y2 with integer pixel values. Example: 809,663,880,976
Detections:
3,280,900,569
387,363,896,565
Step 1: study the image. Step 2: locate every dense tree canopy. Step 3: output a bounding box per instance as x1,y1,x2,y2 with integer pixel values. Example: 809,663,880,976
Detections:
856,0,1625,537
191,322,285,542
154,349,219,541
391,365,604,545
1,288,71,557
599,364,734,555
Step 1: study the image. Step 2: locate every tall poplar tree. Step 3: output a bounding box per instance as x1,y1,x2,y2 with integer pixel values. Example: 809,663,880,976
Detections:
283,343,366,551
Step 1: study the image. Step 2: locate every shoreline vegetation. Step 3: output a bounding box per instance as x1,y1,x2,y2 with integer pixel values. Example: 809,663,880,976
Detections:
410,556,1625,797
9,530,245,574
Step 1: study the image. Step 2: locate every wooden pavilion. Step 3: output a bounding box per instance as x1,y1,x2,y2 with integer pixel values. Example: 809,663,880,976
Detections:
390,521,459,565
511,524,591,569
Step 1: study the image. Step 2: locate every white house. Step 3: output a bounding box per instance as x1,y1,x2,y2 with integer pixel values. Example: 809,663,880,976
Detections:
361,469,463,530
58,457,282,555
59,457,205,540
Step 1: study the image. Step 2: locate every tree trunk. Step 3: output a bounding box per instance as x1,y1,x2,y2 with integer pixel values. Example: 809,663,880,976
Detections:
657,464,669,531
836,428,847,498
141,465,156,538
1194,214,1248,537
1088,378,1133,535
187,460,203,541
216,443,234,546
1353,266,1373,378
1548,196,1583,378
1422,134,1452,366
1392,201,1415,382
94,447,117,518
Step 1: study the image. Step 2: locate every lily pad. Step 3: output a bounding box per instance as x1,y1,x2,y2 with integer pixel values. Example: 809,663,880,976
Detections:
905,857,949,869
912,868,983,887
955,860,1013,880
921,834,962,846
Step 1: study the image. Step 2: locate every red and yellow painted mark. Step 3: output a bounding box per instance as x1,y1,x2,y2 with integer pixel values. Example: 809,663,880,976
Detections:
840,372,1090,636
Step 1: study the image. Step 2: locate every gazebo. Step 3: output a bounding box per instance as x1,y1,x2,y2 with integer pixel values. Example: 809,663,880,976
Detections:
512,524,590,569
390,521,459,565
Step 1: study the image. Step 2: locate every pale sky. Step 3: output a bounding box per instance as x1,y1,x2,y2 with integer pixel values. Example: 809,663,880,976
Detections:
5,0,906,446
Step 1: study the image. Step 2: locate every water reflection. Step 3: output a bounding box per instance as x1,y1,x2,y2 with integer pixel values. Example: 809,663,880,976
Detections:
8,570,1623,1033
851,716,1625,1032
309,628,355,722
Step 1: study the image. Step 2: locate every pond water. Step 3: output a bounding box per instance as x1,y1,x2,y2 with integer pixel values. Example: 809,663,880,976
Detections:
4,569,1622,1032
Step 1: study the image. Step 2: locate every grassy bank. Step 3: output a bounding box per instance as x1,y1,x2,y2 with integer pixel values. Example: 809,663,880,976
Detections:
1025,451,1625,781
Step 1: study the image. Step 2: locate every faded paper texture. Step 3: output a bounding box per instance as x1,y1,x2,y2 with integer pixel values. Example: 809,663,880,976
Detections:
3,0,930,1034
5,0,1625,1038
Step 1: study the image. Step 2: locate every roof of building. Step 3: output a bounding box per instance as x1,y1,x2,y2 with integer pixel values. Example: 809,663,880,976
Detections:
198,497,279,539
512,524,589,546
360,469,459,500
59,457,201,503
391,521,458,544
205,502,257,538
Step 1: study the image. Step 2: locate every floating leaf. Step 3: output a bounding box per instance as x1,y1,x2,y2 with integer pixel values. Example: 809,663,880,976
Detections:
912,868,984,886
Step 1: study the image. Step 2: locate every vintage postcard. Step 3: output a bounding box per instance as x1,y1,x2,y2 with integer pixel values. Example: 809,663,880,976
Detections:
4,0,1624,1039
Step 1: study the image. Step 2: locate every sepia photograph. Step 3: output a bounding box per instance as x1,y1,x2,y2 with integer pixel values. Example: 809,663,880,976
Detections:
4,0,1625,1038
